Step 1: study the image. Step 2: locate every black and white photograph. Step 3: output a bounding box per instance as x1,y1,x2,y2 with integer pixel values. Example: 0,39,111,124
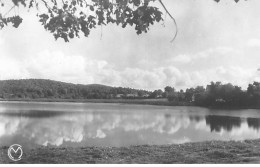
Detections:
0,0,260,164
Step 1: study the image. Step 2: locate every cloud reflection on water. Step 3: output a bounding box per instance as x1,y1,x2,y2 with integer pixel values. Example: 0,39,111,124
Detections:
0,107,260,147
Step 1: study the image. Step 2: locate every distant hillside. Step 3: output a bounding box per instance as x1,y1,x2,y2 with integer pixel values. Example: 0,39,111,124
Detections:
0,79,151,99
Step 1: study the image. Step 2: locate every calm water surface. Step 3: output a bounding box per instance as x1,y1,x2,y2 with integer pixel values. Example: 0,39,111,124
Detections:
0,101,260,150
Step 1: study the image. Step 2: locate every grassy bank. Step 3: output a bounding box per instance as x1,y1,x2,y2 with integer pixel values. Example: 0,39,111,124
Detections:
0,98,191,106
1,139,260,164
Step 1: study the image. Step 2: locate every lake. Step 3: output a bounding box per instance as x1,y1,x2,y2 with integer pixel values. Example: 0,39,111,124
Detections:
0,101,260,151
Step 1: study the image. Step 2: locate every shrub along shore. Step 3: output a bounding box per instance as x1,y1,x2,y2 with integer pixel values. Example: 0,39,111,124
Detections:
1,139,260,164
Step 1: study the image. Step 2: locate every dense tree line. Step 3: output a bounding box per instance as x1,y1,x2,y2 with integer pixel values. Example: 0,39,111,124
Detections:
0,79,151,99
2,79,260,108
165,81,260,108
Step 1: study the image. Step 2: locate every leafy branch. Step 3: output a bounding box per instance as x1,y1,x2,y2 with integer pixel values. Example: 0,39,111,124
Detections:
0,0,244,42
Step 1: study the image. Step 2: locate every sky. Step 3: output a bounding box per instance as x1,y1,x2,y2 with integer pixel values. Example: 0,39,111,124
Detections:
1,0,260,90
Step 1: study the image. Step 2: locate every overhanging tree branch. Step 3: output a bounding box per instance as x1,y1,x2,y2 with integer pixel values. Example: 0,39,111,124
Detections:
0,0,242,42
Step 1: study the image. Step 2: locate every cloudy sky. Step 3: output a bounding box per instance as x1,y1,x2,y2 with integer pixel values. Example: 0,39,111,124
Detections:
1,0,260,90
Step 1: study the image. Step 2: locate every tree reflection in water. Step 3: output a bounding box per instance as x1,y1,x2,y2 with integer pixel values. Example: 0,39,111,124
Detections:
247,118,260,130
205,115,242,132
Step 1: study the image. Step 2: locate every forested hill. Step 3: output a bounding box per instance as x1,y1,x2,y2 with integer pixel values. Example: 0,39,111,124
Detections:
0,79,151,99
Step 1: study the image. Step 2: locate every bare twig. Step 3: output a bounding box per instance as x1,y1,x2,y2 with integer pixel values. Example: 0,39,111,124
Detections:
40,0,52,12
158,0,178,43
3,5,15,17
100,24,103,40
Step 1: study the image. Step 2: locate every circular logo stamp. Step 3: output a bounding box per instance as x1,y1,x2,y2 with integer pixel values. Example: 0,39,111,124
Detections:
7,144,23,161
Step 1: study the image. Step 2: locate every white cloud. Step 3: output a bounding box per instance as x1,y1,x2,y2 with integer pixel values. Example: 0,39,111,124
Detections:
0,34,29,79
0,56,29,80
25,50,89,83
186,66,258,89
98,66,189,90
171,54,191,64
247,38,260,47
0,38,4,46
169,46,238,68
194,46,238,60
0,46,258,90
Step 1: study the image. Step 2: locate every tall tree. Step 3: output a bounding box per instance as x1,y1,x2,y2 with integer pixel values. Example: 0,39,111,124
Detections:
164,86,174,97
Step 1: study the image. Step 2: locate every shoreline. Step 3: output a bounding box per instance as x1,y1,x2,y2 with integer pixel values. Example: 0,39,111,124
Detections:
1,98,260,109
1,139,260,164
0,98,190,106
